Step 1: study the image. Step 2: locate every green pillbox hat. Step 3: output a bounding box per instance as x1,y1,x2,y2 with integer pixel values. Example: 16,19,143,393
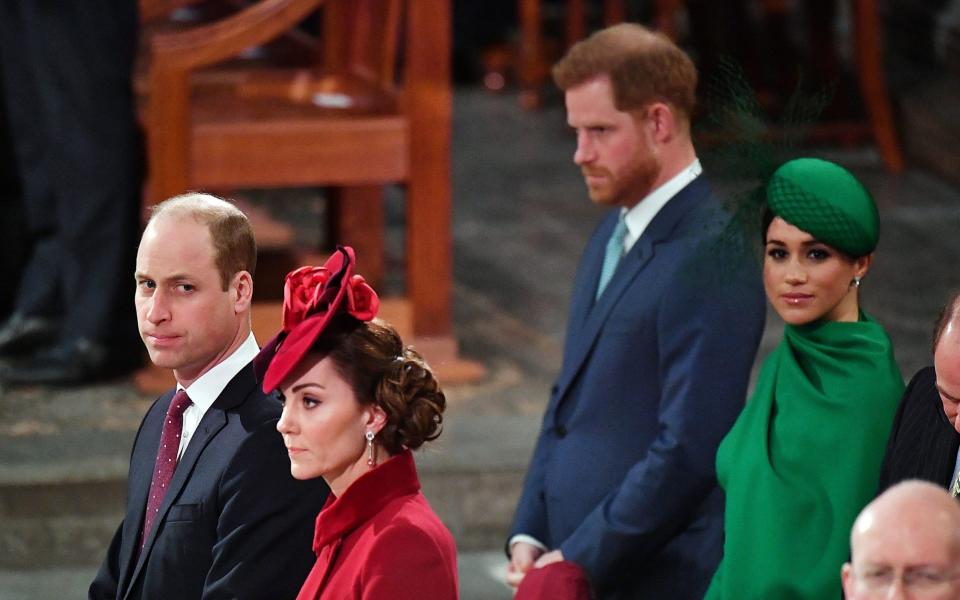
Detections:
766,158,879,257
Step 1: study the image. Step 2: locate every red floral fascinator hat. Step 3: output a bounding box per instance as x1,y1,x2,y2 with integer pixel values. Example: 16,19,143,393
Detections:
255,246,379,392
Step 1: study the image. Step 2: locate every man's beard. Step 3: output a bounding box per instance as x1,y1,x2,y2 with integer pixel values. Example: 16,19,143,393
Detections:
583,151,660,206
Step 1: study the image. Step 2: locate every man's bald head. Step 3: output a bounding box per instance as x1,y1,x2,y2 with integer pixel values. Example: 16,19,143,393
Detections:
842,481,960,599
934,294,960,434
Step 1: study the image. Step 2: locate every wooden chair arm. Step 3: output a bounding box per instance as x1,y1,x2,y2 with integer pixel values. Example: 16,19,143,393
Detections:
149,0,325,72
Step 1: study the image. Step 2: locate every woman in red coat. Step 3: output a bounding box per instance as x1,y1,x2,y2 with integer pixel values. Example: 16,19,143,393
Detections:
256,246,458,600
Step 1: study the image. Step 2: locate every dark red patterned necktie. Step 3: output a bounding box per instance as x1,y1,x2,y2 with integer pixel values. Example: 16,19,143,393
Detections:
140,389,192,551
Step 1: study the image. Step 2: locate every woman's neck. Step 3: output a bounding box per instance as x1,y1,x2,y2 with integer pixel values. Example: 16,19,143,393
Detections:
325,455,374,498
324,447,393,498
823,290,860,323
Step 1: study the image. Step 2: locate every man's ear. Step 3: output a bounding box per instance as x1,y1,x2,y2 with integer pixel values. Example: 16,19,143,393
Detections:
840,562,855,598
231,270,253,314
643,101,678,145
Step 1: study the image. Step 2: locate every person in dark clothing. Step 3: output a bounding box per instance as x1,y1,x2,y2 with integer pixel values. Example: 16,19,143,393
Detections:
878,292,960,495
0,62,27,321
0,1,144,385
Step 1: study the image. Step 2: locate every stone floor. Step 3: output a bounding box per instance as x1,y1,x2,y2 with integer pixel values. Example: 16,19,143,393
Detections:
0,551,515,600
2,85,960,599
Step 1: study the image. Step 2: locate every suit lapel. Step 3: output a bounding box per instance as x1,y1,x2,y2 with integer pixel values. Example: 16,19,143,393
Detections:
117,391,171,595
552,177,711,408
567,214,613,338
124,365,257,598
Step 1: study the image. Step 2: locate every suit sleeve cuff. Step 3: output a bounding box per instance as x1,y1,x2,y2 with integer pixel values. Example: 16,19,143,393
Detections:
507,534,549,557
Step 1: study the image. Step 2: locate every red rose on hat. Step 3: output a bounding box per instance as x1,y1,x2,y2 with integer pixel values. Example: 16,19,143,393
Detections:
282,266,333,332
345,275,379,321
256,246,381,393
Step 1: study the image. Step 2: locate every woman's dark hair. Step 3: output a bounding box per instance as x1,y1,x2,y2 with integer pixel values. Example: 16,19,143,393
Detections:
310,315,445,454
761,207,775,245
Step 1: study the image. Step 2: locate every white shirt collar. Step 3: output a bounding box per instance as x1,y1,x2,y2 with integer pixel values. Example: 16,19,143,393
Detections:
621,158,702,253
178,331,259,413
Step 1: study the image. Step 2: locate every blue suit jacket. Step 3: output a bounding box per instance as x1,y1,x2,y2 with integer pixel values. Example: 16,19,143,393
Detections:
509,176,765,599
89,362,329,600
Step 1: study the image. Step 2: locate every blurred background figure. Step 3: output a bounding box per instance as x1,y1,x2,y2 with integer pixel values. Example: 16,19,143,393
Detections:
842,480,960,600
0,63,27,323
0,1,144,385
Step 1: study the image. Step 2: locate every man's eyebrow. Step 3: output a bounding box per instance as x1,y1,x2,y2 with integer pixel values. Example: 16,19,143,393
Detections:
133,272,193,282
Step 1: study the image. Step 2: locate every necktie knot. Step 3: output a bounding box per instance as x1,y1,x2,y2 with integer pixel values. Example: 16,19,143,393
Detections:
168,390,192,420
596,213,628,300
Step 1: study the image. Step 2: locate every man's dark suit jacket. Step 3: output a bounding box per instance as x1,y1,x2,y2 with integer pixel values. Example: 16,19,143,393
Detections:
878,366,960,492
89,362,329,600
509,176,766,599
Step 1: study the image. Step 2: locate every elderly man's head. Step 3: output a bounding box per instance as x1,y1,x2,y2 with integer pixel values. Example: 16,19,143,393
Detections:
842,481,960,599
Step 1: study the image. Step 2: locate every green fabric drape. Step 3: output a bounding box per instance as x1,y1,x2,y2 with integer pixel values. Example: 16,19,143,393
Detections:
705,313,904,600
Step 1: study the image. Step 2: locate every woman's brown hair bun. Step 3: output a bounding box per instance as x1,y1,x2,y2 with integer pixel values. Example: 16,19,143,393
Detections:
376,346,446,454
314,316,446,455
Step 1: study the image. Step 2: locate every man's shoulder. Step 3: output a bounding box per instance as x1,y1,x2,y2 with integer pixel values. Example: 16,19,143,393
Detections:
190,363,283,447
218,363,282,423
901,366,938,410
886,365,946,447
676,179,733,233
227,386,281,421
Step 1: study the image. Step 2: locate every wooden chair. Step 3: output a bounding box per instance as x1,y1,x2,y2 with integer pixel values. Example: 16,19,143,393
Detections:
142,0,476,377
517,0,904,173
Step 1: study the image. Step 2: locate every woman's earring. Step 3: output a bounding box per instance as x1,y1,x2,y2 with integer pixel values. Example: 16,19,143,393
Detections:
852,276,862,288
365,430,376,466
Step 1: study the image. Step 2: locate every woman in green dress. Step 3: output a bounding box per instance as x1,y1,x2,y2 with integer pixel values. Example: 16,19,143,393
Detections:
705,158,904,599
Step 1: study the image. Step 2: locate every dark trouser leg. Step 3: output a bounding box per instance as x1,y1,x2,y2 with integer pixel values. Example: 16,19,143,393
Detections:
11,0,143,348
0,1,61,320
0,63,30,320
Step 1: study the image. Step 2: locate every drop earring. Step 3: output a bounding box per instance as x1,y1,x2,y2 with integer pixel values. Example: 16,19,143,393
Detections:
365,430,376,466
852,276,862,288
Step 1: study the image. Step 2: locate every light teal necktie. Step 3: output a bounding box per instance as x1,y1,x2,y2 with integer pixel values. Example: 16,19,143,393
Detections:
596,213,628,300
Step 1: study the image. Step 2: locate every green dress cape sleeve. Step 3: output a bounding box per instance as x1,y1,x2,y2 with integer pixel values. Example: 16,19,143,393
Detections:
705,312,904,599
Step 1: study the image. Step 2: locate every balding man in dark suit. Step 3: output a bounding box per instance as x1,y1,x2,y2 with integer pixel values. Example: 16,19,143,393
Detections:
89,194,327,600
879,293,960,496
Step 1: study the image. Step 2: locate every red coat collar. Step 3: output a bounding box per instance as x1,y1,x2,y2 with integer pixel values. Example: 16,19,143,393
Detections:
312,450,421,552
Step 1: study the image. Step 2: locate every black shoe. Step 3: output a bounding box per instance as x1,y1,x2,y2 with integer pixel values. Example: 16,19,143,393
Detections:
0,338,141,386
0,313,62,357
